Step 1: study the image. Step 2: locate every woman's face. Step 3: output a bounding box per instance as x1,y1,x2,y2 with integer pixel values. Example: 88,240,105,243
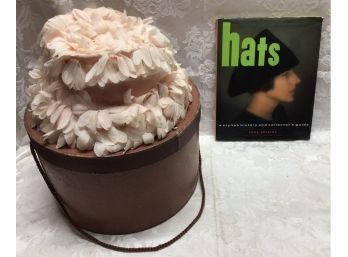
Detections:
266,69,301,103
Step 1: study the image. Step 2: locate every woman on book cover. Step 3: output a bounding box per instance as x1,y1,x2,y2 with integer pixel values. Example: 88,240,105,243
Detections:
228,29,301,125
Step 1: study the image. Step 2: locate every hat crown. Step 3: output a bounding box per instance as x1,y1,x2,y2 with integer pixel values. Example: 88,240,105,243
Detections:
228,28,299,97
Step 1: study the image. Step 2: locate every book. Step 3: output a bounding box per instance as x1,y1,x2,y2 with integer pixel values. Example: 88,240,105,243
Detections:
216,17,323,141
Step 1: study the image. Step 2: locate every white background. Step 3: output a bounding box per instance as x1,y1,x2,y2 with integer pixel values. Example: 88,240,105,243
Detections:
9,0,342,257
16,0,331,145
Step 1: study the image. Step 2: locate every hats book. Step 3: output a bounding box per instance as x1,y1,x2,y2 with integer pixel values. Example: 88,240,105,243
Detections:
216,17,323,141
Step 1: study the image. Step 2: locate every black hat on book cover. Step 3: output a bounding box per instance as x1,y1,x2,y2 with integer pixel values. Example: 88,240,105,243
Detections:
228,29,300,97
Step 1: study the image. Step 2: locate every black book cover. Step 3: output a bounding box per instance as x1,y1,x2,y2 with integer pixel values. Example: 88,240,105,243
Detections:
216,17,323,141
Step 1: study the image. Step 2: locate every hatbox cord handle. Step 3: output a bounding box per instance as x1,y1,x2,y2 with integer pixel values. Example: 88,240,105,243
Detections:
29,142,205,253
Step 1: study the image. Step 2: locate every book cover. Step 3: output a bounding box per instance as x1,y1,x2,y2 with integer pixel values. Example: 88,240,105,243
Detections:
216,17,323,141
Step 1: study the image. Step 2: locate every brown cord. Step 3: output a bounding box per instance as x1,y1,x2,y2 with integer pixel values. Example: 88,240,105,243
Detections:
29,142,205,253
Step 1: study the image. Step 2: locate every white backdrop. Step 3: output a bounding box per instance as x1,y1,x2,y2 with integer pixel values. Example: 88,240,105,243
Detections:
16,0,330,146
16,1,331,256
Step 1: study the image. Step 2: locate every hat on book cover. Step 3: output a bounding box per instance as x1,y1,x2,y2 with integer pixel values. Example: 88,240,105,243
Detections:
228,29,299,97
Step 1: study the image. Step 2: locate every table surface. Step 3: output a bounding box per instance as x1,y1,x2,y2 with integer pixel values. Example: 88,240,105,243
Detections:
16,132,330,257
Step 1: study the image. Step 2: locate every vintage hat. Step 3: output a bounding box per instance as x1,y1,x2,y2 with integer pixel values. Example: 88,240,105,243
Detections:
228,29,299,97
